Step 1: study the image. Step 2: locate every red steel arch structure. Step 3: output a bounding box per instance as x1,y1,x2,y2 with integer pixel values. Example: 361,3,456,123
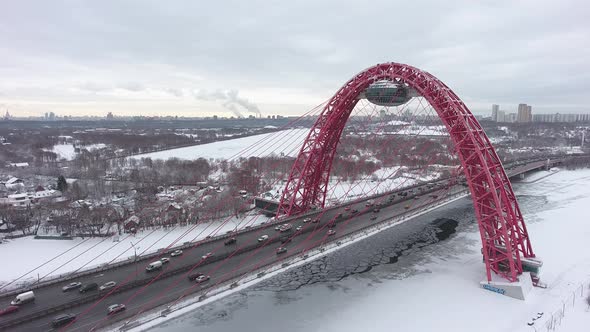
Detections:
277,62,535,283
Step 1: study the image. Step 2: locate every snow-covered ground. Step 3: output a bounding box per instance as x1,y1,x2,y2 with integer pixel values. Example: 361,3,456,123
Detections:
148,169,590,332
50,144,76,160
48,143,108,160
0,213,270,292
268,167,442,205
130,129,309,161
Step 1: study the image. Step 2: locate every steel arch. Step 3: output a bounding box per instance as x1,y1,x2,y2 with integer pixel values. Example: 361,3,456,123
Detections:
277,62,535,282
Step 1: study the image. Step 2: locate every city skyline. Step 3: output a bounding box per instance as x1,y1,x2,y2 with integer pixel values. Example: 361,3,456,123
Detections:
1,0,589,118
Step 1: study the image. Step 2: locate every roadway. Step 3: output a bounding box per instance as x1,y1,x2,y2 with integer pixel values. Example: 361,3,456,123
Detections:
0,159,552,331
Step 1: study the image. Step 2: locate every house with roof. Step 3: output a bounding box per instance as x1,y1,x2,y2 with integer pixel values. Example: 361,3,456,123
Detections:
123,215,141,232
8,162,29,168
5,177,24,191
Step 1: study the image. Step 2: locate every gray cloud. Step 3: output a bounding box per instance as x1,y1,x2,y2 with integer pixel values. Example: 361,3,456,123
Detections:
1,0,589,116
118,82,145,92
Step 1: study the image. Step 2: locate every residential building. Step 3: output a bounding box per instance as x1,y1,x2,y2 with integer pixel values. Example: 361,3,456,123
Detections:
492,104,499,122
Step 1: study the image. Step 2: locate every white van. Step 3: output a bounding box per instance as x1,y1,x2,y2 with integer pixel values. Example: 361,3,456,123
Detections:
146,260,163,272
11,291,35,305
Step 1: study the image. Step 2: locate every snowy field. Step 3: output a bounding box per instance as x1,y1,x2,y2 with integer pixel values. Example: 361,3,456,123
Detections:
148,168,590,332
0,213,270,292
130,129,309,161
48,143,108,160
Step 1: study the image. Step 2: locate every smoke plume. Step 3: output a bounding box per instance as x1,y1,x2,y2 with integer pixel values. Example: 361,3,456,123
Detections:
192,89,261,118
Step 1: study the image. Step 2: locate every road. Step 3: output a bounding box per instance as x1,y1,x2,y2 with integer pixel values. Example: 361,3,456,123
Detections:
0,159,554,331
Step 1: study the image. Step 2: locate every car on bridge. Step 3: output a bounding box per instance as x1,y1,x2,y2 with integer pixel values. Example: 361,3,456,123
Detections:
258,235,269,242
170,249,183,257
344,206,351,211
195,275,210,283
370,215,377,221
296,225,303,231
373,208,380,213
51,313,76,327
429,194,438,199
0,305,19,316
303,217,312,223
188,272,204,281
404,205,410,209
224,237,237,245
79,282,98,293
327,229,336,236
202,252,214,260
99,281,117,291
62,281,82,292
146,261,163,272
279,223,293,232
160,257,170,264
351,209,359,214
276,247,287,254
107,304,126,315
279,235,292,243
312,218,320,223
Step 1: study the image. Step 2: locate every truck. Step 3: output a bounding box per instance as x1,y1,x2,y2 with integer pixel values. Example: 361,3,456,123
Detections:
11,291,35,305
145,260,163,272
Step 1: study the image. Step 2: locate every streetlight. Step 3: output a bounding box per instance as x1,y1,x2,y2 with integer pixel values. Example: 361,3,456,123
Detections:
130,242,140,281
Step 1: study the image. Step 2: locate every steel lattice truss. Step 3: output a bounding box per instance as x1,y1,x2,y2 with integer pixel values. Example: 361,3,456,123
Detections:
277,62,535,282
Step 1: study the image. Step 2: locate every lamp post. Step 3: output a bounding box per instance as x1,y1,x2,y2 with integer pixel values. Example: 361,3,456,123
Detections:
130,242,140,280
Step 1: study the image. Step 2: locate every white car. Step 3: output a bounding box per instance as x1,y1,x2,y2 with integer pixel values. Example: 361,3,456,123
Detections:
327,229,336,236
195,275,210,283
170,250,183,257
258,235,269,242
160,257,170,264
107,303,126,315
303,217,312,223
62,282,82,292
275,225,282,231
201,252,214,260
296,226,303,231
99,281,117,291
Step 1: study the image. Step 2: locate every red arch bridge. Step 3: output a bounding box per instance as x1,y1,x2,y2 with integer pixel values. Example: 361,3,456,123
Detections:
276,62,541,289
0,62,560,331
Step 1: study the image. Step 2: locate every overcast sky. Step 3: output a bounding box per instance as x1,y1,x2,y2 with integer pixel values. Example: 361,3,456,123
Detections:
1,0,589,118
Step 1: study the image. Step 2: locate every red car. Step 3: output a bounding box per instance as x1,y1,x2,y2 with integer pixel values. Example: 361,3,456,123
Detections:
0,306,19,316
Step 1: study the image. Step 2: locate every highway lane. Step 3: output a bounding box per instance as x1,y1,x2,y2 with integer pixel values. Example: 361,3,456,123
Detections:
9,184,462,331
1,159,550,331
